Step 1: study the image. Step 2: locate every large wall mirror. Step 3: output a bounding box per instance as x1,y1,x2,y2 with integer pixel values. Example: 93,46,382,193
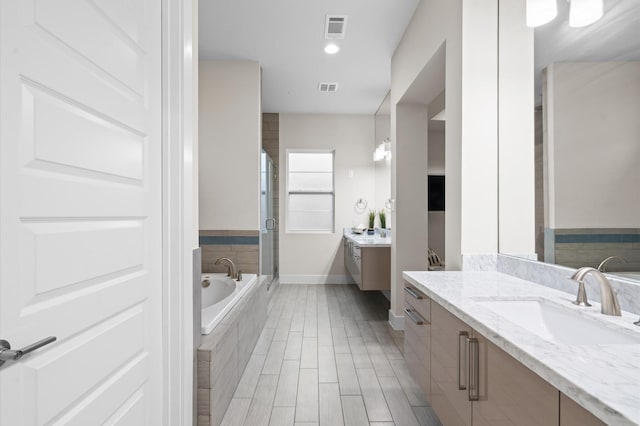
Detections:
527,0,640,281
374,92,391,217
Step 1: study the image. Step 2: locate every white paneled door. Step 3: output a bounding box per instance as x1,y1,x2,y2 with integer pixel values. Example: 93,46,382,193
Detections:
0,0,163,424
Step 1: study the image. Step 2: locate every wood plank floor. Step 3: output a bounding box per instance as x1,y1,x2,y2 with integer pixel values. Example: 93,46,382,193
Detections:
220,284,441,426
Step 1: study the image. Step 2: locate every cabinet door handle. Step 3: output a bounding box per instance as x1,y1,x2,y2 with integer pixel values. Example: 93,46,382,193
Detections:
468,337,479,401
403,308,426,325
458,331,469,390
403,286,424,299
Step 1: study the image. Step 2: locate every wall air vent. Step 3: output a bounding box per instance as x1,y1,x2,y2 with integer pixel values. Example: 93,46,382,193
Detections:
325,15,347,39
318,82,339,93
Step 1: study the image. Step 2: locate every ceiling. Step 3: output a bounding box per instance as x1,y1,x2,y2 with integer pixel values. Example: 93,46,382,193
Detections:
535,0,640,102
199,0,419,114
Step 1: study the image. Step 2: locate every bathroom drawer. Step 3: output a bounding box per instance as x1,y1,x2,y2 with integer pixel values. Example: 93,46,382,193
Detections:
404,282,430,321
404,302,430,399
404,304,429,361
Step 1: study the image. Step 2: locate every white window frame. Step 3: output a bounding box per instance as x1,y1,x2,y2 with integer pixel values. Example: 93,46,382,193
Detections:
285,149,335,234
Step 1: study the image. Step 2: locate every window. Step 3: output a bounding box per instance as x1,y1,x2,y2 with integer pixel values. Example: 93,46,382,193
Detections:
286,150,335,233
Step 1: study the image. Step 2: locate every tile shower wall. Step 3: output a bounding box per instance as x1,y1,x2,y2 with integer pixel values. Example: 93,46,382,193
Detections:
262,113,279,277
200,230,259,274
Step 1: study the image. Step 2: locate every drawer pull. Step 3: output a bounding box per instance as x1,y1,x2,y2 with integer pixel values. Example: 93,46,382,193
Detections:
404,308,425,325
458,331,469,390
404,286,424,299
468,337,480,401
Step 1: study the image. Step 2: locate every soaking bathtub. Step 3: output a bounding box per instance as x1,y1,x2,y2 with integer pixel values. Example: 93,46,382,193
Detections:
201,273,257,334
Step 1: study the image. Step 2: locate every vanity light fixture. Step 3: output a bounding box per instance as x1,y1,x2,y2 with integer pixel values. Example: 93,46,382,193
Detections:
527,0,604,28
324,43,340,55
569,0,603,27
526,0,558,27
373,138,392,162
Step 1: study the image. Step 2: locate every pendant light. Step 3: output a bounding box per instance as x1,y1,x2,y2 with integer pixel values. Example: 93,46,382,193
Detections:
526,0,558,27
569,0,603,27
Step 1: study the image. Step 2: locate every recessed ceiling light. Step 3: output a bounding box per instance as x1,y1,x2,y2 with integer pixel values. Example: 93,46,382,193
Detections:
324,43,340,55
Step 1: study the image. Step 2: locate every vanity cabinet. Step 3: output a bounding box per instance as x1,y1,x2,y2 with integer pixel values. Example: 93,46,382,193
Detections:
473,334,558,426
344,238,361,285
560,394,606,426
430,301,473,426
343,237,390,291
403,283,431,401
407,286,560,426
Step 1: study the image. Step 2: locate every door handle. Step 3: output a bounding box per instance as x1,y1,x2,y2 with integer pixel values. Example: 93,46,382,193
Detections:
0,336,57,367
266,218,276,230
404,286,424,299
458,331,469,390
468,337,480,401
403,308,426,325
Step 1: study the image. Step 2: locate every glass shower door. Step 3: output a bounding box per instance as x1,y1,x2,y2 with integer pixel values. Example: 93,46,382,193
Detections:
260,151,276,287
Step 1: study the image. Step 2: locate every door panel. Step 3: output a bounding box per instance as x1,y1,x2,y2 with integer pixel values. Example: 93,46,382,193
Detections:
35,0,146,96
430,302,473,426
1,0,162,424
403,300,430,400
560,393,606,426
473,335,559,426
28,85,145,181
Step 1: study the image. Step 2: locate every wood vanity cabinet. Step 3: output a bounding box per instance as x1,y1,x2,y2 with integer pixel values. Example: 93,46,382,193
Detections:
403,283,431,401
406,285,561,426
473,334,558,426
430,300,474,426
560,393,606,426
343,237,390,290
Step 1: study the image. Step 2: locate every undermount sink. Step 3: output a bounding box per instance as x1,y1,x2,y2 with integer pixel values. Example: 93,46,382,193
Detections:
476,299,640,346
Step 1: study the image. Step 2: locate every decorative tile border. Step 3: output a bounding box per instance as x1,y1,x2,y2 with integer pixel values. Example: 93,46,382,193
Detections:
199,236,260,245
199,230,260,274
544,228,640,270
555,234,640,244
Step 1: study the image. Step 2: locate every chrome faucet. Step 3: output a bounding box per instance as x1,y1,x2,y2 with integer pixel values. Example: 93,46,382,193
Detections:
597,256,627,272
569,267,621,316
214,257,238,280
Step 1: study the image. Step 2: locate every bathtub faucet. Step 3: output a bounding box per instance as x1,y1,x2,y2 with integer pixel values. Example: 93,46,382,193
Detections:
214,257,238,280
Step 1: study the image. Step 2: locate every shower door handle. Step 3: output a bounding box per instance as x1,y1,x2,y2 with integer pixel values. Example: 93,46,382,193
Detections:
266,218,276,230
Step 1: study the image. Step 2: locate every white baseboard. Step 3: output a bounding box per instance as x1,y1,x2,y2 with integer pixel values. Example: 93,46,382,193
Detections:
279,274,355,285
388,309,404,331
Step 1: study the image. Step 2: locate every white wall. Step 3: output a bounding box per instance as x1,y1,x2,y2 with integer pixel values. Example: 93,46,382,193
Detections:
498,0,535,255
394,103,430,296
199,61,261,230
279,114,375,283
428,129,445,173
545,62,640,229
390,0,503,320
428,127,445,258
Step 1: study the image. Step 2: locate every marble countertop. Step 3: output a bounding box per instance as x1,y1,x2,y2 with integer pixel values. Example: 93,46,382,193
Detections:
403,270,640,425
343,229,391,247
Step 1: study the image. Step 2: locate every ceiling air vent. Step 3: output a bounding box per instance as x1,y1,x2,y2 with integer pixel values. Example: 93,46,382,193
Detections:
325,15,347,39
318,82,339,93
